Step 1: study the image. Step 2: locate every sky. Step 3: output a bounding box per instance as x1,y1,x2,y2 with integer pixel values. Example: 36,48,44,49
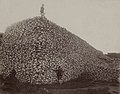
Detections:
0,0,120,53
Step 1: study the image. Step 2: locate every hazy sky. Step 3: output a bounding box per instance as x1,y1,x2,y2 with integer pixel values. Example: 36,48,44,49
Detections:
0,0,120,53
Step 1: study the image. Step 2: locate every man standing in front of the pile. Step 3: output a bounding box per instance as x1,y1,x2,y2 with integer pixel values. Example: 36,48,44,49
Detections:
52,66,64,85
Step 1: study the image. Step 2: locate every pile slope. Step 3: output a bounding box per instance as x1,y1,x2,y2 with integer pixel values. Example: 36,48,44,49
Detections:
0,16,119,84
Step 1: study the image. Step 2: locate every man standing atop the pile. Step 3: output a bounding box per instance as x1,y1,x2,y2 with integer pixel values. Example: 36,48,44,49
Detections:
40,4,45,18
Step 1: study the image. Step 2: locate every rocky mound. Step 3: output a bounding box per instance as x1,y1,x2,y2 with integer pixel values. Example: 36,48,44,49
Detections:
0,16,119,84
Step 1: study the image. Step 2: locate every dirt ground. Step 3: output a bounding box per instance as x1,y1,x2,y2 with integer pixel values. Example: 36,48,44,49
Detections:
0,77,119,94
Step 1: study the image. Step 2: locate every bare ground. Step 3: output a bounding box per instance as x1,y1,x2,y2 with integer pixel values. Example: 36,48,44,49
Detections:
0,77,119,94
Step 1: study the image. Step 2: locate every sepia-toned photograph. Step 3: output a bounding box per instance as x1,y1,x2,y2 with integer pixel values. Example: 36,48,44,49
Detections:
0,0,119,94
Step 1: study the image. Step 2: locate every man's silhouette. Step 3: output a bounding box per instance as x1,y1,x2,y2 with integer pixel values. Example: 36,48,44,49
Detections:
40,4,45,17
2,69,20,93
52,66,64,84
